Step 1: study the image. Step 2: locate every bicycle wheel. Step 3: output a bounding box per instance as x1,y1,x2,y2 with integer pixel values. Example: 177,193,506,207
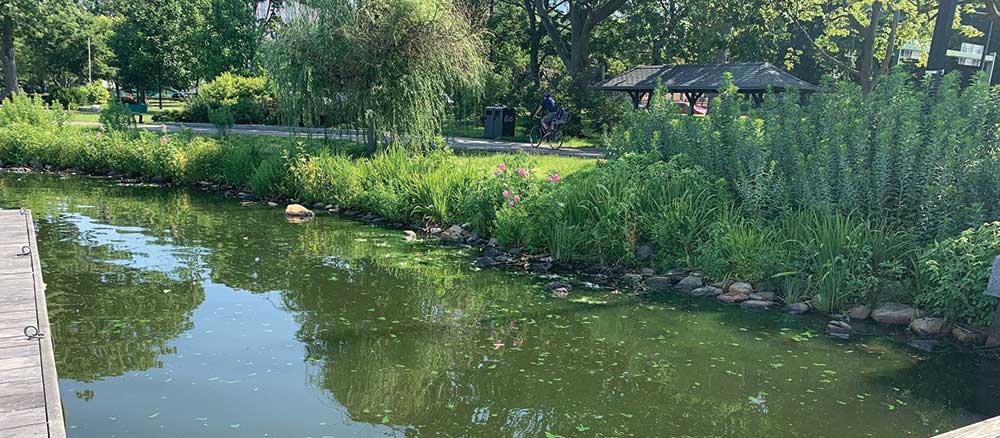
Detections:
549,129,564,150
528,125,544,148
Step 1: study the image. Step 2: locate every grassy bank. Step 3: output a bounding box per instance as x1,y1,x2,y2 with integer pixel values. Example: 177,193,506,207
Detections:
2,76,999,329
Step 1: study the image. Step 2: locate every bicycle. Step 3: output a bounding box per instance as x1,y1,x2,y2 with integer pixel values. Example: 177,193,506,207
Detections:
529,116,565,150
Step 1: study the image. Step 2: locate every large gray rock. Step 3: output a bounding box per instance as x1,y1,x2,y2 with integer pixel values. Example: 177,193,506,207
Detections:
909,317,949,336
784,302,811,315
644,276,675,292
846,304,872,320
634,244,654,261
284,204,315,218
440,225,466,243
740,300,775,311
952,325,987,345
728,282,754,295
871,303,917,325
673,275,704,292
717,292,749,304
749,292,776,301
689,286,724,297
473,257,496,268
826,320,853,340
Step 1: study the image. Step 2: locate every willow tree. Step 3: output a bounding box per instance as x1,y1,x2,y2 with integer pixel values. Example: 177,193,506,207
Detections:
263,0,486,152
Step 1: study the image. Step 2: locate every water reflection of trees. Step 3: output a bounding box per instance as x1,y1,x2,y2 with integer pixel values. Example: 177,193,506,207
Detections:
38,220,204,382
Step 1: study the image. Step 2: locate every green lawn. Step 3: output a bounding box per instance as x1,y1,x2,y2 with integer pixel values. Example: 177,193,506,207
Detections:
68,100,185,123
443,124,603,148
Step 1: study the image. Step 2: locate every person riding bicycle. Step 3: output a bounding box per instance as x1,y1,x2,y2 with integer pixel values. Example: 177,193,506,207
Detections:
533,92,562,133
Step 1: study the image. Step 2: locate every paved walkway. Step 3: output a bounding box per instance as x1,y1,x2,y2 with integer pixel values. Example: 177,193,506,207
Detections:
0,209,66,438
69,122,609,158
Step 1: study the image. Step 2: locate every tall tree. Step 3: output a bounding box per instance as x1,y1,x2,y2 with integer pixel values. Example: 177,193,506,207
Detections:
0,0,45,97
20,2,113,89
784,0,937,92
264,0,486,150
533,0,629,83
110,0,204,102
194,0,260,80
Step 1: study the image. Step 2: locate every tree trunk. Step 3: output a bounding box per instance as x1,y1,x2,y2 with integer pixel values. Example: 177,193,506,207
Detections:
927,0,958,72
714,22,733,63
858,1,883,94
525,0,541,88
651,37,664,64
879,8,899,76
1,14,18,99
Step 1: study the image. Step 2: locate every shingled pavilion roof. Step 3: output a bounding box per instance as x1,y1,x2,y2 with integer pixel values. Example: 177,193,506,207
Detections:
592,62,818,93
592,62,817,113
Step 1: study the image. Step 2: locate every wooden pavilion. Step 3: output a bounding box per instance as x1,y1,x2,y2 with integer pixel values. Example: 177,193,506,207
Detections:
591,62,818,114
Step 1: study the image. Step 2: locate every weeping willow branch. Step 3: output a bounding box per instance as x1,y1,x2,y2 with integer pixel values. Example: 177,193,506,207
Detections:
262,0,486,152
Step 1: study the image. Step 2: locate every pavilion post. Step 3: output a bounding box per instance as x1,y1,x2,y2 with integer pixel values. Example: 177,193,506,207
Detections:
684,92,703,115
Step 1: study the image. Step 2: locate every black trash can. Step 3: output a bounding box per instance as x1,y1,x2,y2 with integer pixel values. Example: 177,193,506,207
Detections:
484,106,516,139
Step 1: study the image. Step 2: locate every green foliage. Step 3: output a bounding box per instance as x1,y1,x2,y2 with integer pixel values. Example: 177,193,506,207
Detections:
208,105,235,135
0,94,67,127
262,0,486,150
50,84,110,109
917,222,1000,325
610,71,1000,240
99,101,135,132
51,87,88,109
82,83,111,105
178,74,273,124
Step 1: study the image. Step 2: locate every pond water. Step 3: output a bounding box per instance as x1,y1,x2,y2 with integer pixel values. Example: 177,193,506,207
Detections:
1,173,998,438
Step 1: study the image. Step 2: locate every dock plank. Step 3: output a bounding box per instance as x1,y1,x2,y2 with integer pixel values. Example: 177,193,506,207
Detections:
935,416,1000,438
0,209,65,438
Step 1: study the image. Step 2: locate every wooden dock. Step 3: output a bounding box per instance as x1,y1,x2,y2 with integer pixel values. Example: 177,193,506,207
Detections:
0,209,66,438
935,416,1000,438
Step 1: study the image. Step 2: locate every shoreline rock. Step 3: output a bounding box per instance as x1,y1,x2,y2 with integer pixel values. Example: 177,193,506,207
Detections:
871,303,917,325
284,204,315,218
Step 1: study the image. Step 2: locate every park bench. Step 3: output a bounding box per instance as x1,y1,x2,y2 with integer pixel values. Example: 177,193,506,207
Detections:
128,103,149,123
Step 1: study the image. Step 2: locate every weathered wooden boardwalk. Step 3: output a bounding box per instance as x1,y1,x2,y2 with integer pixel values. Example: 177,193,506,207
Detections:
935,415,1000,438
0,209,65,438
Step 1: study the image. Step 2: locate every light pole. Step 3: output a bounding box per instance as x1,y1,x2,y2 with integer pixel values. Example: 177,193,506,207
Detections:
87,37,92,83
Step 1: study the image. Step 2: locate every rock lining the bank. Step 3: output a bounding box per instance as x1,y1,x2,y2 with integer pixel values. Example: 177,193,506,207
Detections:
4,165,991,352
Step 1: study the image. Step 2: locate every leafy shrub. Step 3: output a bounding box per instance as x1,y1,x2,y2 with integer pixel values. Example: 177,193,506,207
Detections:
99,101,135,132
52,87,88,109
608,71,1000,241
185,74,273,124
81,83,111,105
209,105,235,135
51,84,110,109
0,94,67,127
917,222,1000,325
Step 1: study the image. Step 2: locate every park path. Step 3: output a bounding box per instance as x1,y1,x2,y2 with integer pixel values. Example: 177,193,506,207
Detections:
69,121,609,158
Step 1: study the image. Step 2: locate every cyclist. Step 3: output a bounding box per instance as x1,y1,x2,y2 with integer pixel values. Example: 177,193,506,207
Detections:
533,92,561,133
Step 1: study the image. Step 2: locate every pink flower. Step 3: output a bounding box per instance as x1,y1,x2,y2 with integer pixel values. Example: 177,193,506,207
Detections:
160,124,167,133
547,173,561,182
502,190,511,198
497,163,507,172
95,133,102,140
160,136,168,145
493,339,504,350
517,168,528,177
513,195,521,202
507,200,516,208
